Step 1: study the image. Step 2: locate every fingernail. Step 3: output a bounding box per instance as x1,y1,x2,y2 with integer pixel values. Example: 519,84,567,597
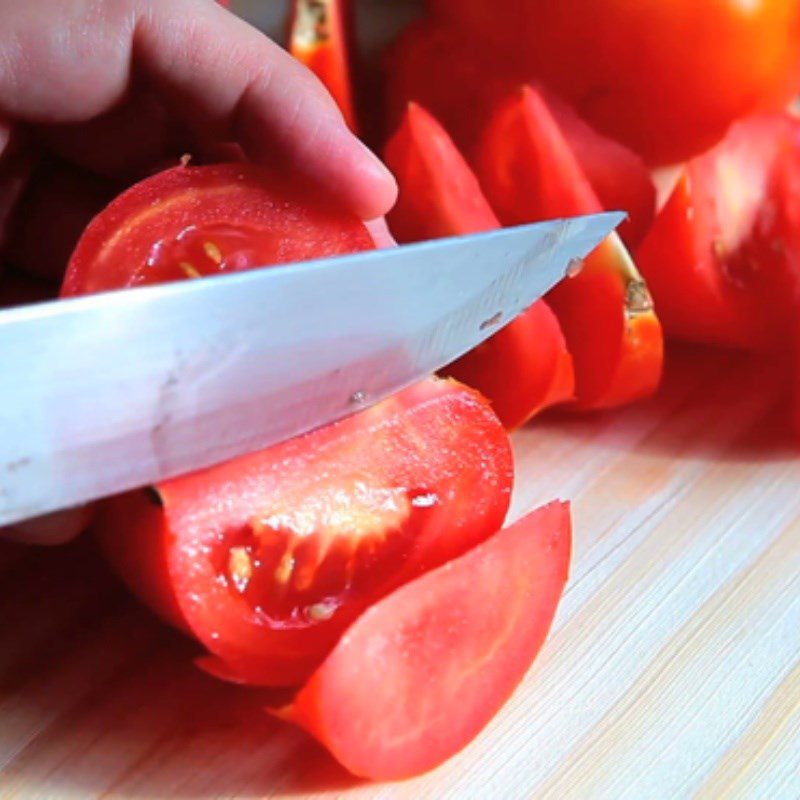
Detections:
353,139,398,215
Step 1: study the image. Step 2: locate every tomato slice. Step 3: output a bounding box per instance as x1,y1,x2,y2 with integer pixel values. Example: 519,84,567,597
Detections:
95,378,513,686
475,86,664,410
383,102,574,428
637,113,800,352
384,20,655,247
60,163,373,296
277,501,571,780
288,0,357,131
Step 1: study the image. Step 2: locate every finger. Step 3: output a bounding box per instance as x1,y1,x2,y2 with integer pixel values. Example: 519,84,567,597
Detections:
133,0,397,219
365,217,397,249
35,89,182,181
5,158,114,280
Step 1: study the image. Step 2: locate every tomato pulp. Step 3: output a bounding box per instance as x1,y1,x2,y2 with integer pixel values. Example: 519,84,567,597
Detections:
61,163,373,296
637,113,800,352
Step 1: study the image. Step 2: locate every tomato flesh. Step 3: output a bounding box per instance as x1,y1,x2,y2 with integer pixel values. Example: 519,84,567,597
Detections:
384,20,656,246
61,163,373,296
96,378,513,686
288,0,357,131
278,501,571,780
475,87,663,410
637,113,800,352
426,0,800,164
383,101,574,427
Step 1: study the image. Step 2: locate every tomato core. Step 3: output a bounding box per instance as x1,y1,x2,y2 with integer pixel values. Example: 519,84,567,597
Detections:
214,484,442,626
142,224,284,285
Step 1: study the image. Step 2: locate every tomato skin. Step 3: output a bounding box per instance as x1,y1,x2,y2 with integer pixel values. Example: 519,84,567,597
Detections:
637,113,800,352
384,102,500,242
61,163,373,296
475,87,663,410
96,378,514,686
288,0,357,131
427,0,800,164
278,501,571,780
384,20,655,247
383,102,574,427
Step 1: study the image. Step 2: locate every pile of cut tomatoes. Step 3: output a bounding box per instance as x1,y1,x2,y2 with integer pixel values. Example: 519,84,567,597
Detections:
3,0,800,783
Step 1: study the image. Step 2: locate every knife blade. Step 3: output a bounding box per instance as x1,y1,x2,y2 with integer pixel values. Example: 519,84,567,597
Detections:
0,211,622,526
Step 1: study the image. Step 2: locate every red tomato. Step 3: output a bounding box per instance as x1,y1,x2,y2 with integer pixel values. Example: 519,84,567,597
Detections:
95,378,513,686
427,0,800,164
637,114,800,352
288,0,358,131
384,21,656,247
277,501,571,779
61,163,373,296
383,102,574,427
475,87,664,410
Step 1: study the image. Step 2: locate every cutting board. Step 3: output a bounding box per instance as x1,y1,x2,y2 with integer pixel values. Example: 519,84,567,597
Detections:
2,346,799,799
3,2,800,797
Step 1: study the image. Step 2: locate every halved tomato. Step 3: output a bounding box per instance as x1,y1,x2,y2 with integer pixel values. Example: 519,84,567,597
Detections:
96,378,514,686
288,0,357,131
61,162,373,296
475,87,663,410
278,501,571,779
637,113,800,352
383,20,655,246
65,162,513,686
383,102,574,427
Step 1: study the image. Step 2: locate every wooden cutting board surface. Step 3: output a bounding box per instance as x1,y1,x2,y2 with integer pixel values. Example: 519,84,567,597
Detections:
2,346,799,799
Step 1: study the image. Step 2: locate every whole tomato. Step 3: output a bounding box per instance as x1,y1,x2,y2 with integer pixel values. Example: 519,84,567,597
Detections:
427,0,800,164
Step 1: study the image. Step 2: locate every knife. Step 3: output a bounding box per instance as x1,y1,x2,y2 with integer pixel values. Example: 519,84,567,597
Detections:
0,212,622,527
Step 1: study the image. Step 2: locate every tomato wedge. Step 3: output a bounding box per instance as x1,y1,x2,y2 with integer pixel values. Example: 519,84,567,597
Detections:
61,162,373,296
288,0,357,131
95,378,513,686
637,113,800,352
277,501,571,780
383,102,574,428
384,20,655,247
475,86,664,410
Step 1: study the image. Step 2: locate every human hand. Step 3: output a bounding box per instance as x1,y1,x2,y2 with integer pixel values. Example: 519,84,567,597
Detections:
0,0,397,280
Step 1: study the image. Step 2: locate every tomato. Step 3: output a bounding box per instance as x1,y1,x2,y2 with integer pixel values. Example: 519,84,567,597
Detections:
384,102,500,242
637,114,800,352
383,102,574,427
60,163,373,296
475,87,663,410
277,501,571,779
95,378,513,686
426,0,800,164
384,20,655,246
288,0,357,131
